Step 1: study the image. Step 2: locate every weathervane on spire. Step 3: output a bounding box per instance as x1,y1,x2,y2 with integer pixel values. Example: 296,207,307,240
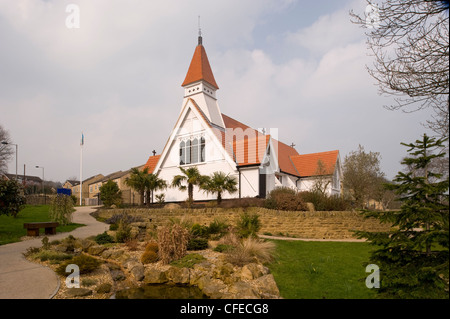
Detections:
198,15,202,45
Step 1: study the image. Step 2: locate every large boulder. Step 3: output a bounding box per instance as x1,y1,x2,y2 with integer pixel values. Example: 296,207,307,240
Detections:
167,267,190,284
251,274,280,298
201,279,227,299
227,281,259,299
144,267,169,284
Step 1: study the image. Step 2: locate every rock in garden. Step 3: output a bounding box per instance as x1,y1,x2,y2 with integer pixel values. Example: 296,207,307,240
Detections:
252,274,280,298
201,279,226,299
240,263,266,281
228,281,259,299
110,269,126,281
66,288,92,298
144,268,168,284
130,264,145,281
96,283,112,294
88,245,107,256
167,266,190,284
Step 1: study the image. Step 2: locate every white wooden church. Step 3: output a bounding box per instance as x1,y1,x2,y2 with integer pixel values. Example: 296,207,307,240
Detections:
144,34,342,203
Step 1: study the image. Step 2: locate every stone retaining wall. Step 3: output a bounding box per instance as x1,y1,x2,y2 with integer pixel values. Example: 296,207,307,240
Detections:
98,207,391,240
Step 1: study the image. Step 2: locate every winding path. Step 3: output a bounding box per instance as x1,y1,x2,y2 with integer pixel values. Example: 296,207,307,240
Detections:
0,206,108,299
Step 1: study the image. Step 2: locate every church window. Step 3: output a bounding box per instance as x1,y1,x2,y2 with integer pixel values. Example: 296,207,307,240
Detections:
185,140,191,164
179,136,206,165
180,141,186,165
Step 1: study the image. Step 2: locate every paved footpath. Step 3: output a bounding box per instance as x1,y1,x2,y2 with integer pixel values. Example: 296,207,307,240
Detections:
0,206,108,299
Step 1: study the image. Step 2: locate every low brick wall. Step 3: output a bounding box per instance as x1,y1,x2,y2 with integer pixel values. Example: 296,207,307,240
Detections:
98,207,391,240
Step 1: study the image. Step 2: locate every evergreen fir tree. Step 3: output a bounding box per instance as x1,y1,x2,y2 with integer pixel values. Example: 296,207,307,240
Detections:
356,134,449,298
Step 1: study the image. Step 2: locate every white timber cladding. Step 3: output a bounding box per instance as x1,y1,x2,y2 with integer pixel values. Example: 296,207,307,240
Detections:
155,98,239,202
182,82,225,129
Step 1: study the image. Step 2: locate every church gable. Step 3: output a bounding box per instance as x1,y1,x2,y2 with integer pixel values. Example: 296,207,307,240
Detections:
154,98,235,174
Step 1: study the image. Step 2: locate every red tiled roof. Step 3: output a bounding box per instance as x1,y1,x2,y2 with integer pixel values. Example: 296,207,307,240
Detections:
182,44,219,89
290,150,339,177
143,155,161,174
222,114,300,175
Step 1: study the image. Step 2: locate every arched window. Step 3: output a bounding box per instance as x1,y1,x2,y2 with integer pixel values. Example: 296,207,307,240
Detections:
180,136,206,165
192,138,199,163
200,137,206,162
179,141,185,165
185,140,191,164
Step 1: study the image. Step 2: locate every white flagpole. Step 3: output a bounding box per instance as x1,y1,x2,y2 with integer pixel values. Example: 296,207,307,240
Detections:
80,132,83,206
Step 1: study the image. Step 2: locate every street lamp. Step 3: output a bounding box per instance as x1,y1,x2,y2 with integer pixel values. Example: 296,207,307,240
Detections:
35,165,45,205
1,141,18,180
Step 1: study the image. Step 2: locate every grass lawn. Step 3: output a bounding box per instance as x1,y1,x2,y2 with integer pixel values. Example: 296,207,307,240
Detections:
0,205,85,245
267,239,378,299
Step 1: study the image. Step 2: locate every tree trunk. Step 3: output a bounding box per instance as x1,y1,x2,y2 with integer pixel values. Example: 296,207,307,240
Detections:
188,183,193,207
217,192,222,205
140,191,144,206
145,190,150,207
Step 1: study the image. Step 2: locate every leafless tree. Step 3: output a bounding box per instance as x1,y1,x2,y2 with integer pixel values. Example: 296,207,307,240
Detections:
342,145,385,208
350,0,449,139
311,159,332,195
0,125,14,174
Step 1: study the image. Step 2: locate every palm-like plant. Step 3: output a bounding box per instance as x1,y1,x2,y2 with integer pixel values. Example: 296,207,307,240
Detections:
171,166,206,206
125,167,149,206
146,173,167,205
201,172,238,205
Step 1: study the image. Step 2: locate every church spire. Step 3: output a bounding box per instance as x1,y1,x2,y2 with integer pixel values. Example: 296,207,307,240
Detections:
182,30,219,90
198,15,202,46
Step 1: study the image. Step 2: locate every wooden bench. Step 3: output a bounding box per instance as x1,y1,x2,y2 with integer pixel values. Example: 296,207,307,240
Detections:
23,222,59,237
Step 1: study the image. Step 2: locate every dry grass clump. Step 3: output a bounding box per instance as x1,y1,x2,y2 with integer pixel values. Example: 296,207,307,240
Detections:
220,232,276,267
157,224,190,264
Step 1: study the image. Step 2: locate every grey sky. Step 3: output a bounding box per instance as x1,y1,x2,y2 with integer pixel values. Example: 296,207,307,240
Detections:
0,0,434,183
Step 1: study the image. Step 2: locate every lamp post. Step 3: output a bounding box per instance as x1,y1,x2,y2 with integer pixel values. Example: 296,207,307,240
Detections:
1,141,18,180
35,165,45,205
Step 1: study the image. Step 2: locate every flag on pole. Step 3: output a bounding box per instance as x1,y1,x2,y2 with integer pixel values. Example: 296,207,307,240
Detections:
81,132,84,146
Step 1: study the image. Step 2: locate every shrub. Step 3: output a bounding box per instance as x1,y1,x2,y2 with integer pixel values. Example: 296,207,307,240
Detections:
32,250,72,263
41,236,50,250
56,254,101,276
157,224,190,264
264,187,307,211
140,241,159,264
115,220,131,243
49,194,75,225
208,218,229,239
0,179,26,217
61,235,78,252
145,241,159,253
141,250,159,264
190,223,209,239
170,253,206,268
298,191,351,211
236,212,261,238
155,194,165,204
105,212,143,225
100,180,122,208
94,232,115,245
187,238,209,250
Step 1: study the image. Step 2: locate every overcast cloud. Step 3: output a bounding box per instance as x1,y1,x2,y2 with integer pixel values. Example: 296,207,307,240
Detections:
0,0,434,183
